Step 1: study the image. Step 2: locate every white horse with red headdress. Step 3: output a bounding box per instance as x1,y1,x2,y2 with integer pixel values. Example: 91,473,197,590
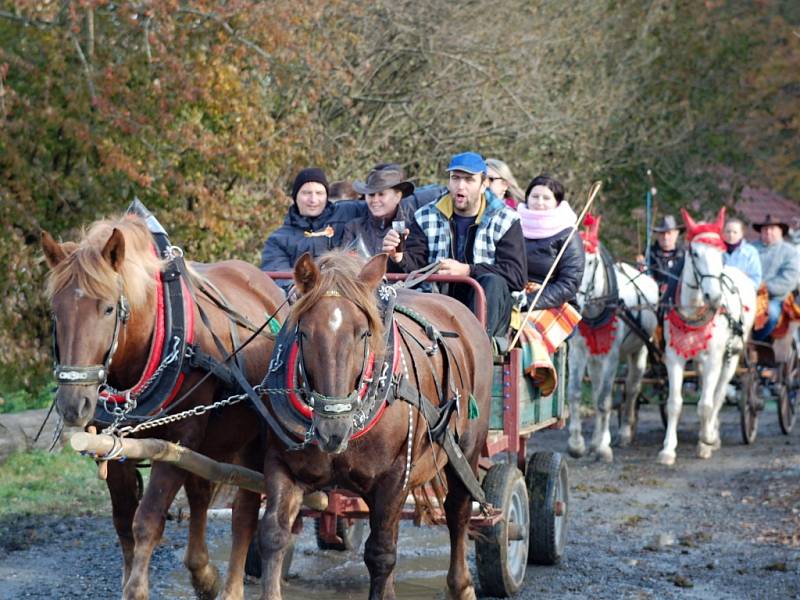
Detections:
567,215,659,462
657,207,756,465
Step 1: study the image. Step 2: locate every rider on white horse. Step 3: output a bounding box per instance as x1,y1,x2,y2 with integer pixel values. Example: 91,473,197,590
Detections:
567,214,659,462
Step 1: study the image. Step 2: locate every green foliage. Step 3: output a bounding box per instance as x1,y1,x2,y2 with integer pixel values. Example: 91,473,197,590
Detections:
0,449,109,516
0,377,53,414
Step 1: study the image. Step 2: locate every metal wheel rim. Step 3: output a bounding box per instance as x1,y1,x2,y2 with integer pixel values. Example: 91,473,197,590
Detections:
506,479,529,587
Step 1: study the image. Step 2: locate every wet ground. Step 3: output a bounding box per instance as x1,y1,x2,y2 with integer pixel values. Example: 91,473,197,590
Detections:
0,404,798,599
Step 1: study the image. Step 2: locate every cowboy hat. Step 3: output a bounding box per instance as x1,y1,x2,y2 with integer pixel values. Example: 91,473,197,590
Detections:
753,214,790,236
651,214,685,233
352,164,415,197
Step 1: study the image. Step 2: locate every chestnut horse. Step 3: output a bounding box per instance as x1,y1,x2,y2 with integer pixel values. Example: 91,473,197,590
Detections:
257,252,492,600
42,214,287,600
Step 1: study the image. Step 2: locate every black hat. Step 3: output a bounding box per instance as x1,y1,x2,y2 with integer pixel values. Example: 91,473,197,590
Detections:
753,214,790,236
291,167,329,202
352,164,415,198
652,215,685,233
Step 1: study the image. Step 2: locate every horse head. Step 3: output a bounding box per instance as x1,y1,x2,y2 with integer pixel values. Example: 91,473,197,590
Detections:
577,214,603,313
291,251,387,454
42,218,161,427
680,207,727,306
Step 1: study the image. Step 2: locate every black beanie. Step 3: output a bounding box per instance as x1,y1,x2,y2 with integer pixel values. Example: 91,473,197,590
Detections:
291,167,329,202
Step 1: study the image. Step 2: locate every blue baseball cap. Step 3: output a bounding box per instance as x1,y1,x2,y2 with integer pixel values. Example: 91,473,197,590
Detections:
446,152,486,175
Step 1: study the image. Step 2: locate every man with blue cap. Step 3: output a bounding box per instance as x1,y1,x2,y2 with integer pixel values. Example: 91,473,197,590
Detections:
383,151,526,342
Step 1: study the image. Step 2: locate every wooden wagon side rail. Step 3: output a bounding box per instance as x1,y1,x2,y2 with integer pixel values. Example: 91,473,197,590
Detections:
70,432,328,510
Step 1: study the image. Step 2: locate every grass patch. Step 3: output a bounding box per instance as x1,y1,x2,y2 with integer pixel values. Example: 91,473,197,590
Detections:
0,449,110,517
0,378,54,414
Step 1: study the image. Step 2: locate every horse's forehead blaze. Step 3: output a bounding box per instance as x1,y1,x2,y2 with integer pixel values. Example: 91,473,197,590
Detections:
328,306,343,332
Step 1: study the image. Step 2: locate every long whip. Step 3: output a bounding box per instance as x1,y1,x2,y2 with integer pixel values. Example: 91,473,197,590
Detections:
509,180,603,349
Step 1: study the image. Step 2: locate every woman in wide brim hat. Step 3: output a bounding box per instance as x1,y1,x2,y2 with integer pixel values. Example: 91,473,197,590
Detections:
753,214,790,237
352,163,415,198
342,164,417,261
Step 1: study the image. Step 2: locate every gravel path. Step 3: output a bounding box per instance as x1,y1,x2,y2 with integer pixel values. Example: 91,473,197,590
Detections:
0,405,797,599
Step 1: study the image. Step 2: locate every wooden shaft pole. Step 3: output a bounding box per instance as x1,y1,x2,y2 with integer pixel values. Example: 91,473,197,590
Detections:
70,432,328,510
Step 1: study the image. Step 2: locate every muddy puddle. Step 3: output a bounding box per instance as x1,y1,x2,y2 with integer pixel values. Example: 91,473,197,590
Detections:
157,519,451,599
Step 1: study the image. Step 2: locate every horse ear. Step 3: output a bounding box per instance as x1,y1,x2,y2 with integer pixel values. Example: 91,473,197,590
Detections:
101,228,126,272
41,230,67,268
715,206,726,231
358,253,388,291
680,208,697,233
293,253,319,294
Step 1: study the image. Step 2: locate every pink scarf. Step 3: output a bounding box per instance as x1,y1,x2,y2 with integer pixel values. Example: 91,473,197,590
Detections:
518,202,577,239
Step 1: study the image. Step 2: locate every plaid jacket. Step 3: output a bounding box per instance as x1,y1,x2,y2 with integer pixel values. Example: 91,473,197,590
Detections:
414,190,520,265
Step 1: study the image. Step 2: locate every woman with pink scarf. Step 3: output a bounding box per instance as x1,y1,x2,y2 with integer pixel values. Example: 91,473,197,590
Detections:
519,174,585,309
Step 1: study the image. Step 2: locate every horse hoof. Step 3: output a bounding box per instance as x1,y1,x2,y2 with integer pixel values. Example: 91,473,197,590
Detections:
657,450,676,466
617,430,633,448
446,585,477,600
594,447,614,463
191,564,221,600
697,442,713,460
567,442,586,459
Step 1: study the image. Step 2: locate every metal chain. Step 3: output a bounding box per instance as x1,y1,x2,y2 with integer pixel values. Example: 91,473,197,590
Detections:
103,336,183,403
100,336,185,435
108,384,265,437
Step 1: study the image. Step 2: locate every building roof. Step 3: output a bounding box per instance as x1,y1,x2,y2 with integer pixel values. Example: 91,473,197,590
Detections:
731,186,800,240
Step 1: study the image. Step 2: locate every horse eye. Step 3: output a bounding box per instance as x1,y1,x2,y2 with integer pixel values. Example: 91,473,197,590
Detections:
104,305,115,316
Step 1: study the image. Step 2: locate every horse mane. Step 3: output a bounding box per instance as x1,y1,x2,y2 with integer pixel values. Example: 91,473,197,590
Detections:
45,214,164,309
290,251,385,355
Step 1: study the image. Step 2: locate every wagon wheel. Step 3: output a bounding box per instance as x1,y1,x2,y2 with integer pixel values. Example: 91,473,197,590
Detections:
526,451,568,565
475,463,530,597
778,340,798,434
244,534,295,580
739,366,760,445
314,516,367,551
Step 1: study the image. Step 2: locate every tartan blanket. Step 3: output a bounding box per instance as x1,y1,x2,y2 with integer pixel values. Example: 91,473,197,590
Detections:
770,291,800,340
511,303,582,396
754,284,770,331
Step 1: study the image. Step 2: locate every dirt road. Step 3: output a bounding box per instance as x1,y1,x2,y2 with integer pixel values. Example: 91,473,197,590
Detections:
0,405,797,599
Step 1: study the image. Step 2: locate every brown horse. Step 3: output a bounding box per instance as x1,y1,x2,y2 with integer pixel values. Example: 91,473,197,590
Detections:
42,214,287,600
257,251,493,600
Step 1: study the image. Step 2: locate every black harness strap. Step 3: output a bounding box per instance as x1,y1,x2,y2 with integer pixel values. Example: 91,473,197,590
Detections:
174,256,303,450
396,377,486,506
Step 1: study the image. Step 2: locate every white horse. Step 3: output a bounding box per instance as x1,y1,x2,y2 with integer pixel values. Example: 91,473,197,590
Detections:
567,216,659,462
658,207,756,465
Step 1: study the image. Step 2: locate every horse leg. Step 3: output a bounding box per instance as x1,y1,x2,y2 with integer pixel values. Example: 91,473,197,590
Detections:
567,341,589,458
588,351,615,462
699,352,738,457
105,460,142,589
221,488,261,600
363,477,406,600
182,474,221,600
442,469,477,600
619,344,648,447
123,462,187,600
658,351,686,466
259,463,302,600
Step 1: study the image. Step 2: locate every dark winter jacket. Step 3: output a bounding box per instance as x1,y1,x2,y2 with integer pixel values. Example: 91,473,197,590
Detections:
341,184,447,271
646,242,685,292
524,227,585,309
260,200,366,290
